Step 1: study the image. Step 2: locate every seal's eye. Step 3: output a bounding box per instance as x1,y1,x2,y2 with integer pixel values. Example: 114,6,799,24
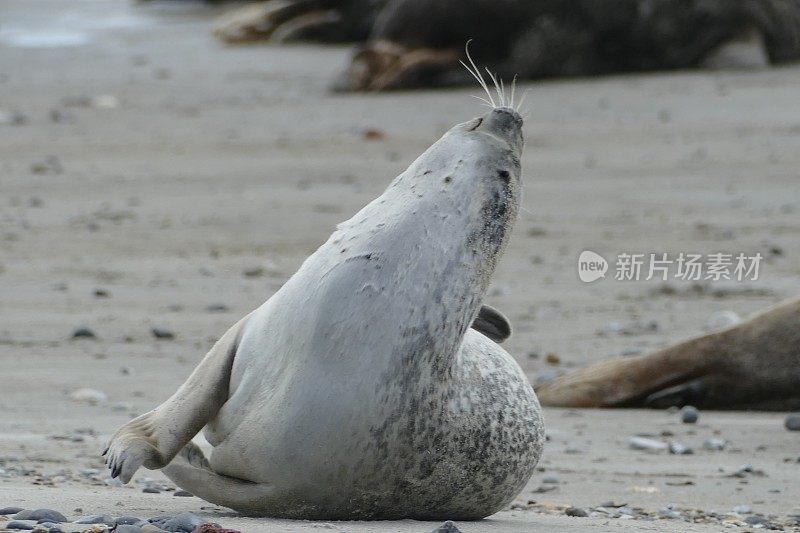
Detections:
497,170,510,182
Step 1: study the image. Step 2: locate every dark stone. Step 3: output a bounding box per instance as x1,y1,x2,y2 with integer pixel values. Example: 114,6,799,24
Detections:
173,490,193,497
160,513,209,532
565,507,589,517
13,509,68,523
680,405,699,424
142,487,160,494
6,521,35,530
151,328,175,340
71,327,96,339
785,413,800,431
116,517,145,526
430,521,462,533
0,507,24,515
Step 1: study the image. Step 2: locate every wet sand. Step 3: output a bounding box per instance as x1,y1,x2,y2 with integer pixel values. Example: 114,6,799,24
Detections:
1,0,799,531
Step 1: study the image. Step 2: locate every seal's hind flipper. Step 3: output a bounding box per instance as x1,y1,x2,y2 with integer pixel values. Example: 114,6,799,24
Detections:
162,442,276,514
472,304,511,343
104,312,252,483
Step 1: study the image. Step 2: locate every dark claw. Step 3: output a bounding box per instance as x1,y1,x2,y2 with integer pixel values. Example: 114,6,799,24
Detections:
112,464,120,479
644,378,708,408
102,446,109,456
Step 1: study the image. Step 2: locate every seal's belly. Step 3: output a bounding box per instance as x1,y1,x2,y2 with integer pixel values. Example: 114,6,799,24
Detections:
206,329,544,518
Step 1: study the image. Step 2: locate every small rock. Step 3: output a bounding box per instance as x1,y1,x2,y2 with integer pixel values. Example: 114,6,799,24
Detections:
74,515,115,525
784,414,800,431
732,505,752,514
744,516,770,527
173,490,193,497
140,525,166,533
0,110,27,126
680,406,699,424
658,508,682,519
71,327,96,339
142,487,160,494
93,289,110,298
703,437,728,451
205,304,228,313
159,513,208,532
628,436,668,452
430,521,461,533
565,507,589,517
362,128,386,141
545,353,560,365
115,517,144,526
115,526,145,533
192,526,241,533
1,507,25,515
668,442,694,455
151,328,175,340
541,476,559,484
242,267,264,278
13,510,67,523
70,388,107,404
6,521,35,530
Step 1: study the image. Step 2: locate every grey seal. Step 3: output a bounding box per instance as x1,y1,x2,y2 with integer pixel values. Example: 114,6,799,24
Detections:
536,298,800,410
104,91,544,519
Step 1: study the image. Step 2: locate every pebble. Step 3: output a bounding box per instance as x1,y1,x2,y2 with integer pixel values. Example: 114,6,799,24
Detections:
565,507,589,517
192,526,241,533
785,413,800,431
627,436,668,452
702,438,728,451
658,508,682,519
74,514,115,525
151,327,175,340
157,512,209,532
732,504,752,514
744,516,770,526
115,517,145,525
430,521,462,533
13,510,68,523
668,441,693,455
205,304,228,313
173,490,193,497
6,520,35,530
680,406,699,424
141,525,167,533
69,388,108,404
1,507,25,515
142,487,160,494
115,526,145,533
71,327,96,339
541,476,559,484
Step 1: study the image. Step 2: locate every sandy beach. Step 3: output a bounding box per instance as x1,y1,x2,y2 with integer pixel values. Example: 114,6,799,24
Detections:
1,0,799,531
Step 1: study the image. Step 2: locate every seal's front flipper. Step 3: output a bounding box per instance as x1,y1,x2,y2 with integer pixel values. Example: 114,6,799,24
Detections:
535,333,720,408
644,379,708,408
472,305,512,343
104,313,252,483
162,442,275,515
